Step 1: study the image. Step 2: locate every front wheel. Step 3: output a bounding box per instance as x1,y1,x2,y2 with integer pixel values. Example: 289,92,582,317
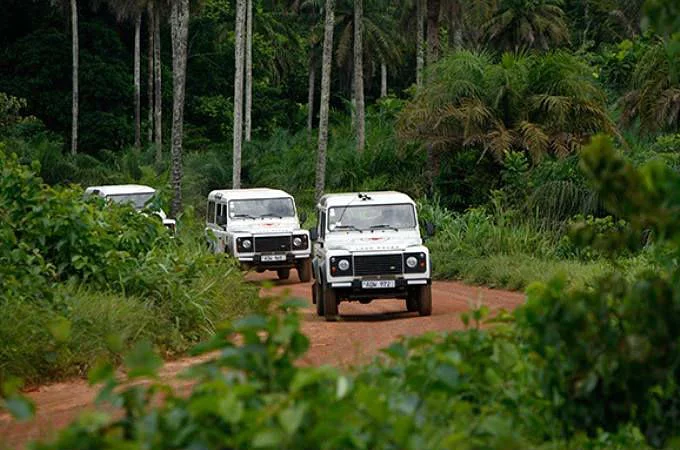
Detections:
277,268,291,280
322,283,338,321
417,285,432,316
297,258,312,282
313,281,324,316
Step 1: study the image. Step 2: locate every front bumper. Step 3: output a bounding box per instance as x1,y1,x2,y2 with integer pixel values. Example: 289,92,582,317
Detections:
238,252,310,269
327,277,431,300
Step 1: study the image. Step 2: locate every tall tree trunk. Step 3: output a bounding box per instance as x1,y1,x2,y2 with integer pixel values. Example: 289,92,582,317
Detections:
353,0,365,152
244,0,253,142
232,0,246,189
316,0,335,202
307,56,315,132
380,63,387,97
134,12,141,149
70,0,78,155
416,0,425,88
169,0,189,217
154,5,162,162
147,4,154,144
426,0,441,67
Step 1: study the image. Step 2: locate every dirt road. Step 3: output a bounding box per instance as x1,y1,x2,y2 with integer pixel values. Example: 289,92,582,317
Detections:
0,275,524,448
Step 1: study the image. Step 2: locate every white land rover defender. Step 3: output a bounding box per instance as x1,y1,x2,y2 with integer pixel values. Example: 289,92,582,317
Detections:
311,191,433,321
84,184,177,233
205,188,312,282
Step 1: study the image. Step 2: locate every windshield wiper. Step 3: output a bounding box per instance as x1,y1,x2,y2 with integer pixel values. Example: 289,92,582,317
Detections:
232,213,257,219
334,224,363,232
259,213,283,218
369,224,399,231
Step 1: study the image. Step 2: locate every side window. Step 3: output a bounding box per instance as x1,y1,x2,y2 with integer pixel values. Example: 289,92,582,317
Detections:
319,211,326,239
207,201,216,224
217,203,228,226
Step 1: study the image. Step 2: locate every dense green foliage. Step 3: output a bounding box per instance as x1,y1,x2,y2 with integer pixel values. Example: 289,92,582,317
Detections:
0,150,259,384
5,135,679,450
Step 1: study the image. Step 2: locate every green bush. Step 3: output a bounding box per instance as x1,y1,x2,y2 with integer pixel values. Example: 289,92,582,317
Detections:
0,150,260,383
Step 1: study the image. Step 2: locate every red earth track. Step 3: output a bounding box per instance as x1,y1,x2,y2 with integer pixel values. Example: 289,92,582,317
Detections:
0,273,524,449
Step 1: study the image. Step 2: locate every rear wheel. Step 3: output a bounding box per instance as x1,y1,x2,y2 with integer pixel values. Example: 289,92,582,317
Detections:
322,283,338,321
313,281,324,316
277,268,291,280
298,259,312,282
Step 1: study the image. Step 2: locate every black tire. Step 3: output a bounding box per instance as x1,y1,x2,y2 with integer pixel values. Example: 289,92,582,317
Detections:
322,283,338,321
418,285,432,316
277,268,291,280
406,293,419,312
298,258,312,282
313,281,324,316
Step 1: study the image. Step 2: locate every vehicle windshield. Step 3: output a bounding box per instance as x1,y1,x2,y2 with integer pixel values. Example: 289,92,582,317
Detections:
107,193,155,210
327,203,416,231
228,197,296,219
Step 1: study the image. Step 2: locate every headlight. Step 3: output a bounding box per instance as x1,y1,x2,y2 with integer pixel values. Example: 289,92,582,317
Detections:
292,234,308,249
404,252,427,273
338,259,350,271
242,239,252,249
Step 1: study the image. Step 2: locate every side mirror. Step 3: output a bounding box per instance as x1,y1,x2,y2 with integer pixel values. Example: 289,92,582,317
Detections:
424,221,436,237
299,211,308,224
309,228,319,241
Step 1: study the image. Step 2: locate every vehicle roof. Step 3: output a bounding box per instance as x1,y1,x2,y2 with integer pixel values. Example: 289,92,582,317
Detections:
84,184,156,196
318,191,415,208
208,188,293,201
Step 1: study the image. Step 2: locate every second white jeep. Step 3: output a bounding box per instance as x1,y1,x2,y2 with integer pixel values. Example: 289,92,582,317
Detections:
205,188,312,282
310,191,433,321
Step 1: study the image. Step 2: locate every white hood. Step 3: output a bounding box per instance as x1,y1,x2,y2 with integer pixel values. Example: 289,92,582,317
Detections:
325,230,423,252
227,217,301,234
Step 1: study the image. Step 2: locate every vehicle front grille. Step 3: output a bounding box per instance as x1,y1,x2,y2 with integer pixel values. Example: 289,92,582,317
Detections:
254,236,291,253
353,254,403,276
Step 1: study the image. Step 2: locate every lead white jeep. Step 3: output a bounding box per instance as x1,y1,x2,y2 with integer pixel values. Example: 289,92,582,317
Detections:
205,188,312,282
311,191,433,321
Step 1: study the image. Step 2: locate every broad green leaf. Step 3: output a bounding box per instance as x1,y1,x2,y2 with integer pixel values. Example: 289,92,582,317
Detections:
2,396,35,421
124,340,162,379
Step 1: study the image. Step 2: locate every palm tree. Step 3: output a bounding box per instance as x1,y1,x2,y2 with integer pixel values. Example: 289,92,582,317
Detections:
426,0,441,66
398,50,615,162
484,0,569,52
233,0,246,189
245,0,253,142
50,0,80,153
153,1,162,161
106,0,148,149
316,0,335,201
147,2,154,144
169,0,190,216
71,0,78,154
621,40,680,133
334,0,402,98
353,0,365,152
417,0,425,86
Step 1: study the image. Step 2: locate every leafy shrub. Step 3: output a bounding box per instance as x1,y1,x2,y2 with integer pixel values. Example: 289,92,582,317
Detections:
0,150,260,383
518,135,680,447
18,298,657,450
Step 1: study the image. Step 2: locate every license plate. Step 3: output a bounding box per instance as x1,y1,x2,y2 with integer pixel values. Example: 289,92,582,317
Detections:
361,279,395,289
261,254,286,262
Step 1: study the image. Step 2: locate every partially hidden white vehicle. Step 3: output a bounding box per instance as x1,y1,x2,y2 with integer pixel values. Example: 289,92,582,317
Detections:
84,184,176,232
311,191,434,321
205,188,312,282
